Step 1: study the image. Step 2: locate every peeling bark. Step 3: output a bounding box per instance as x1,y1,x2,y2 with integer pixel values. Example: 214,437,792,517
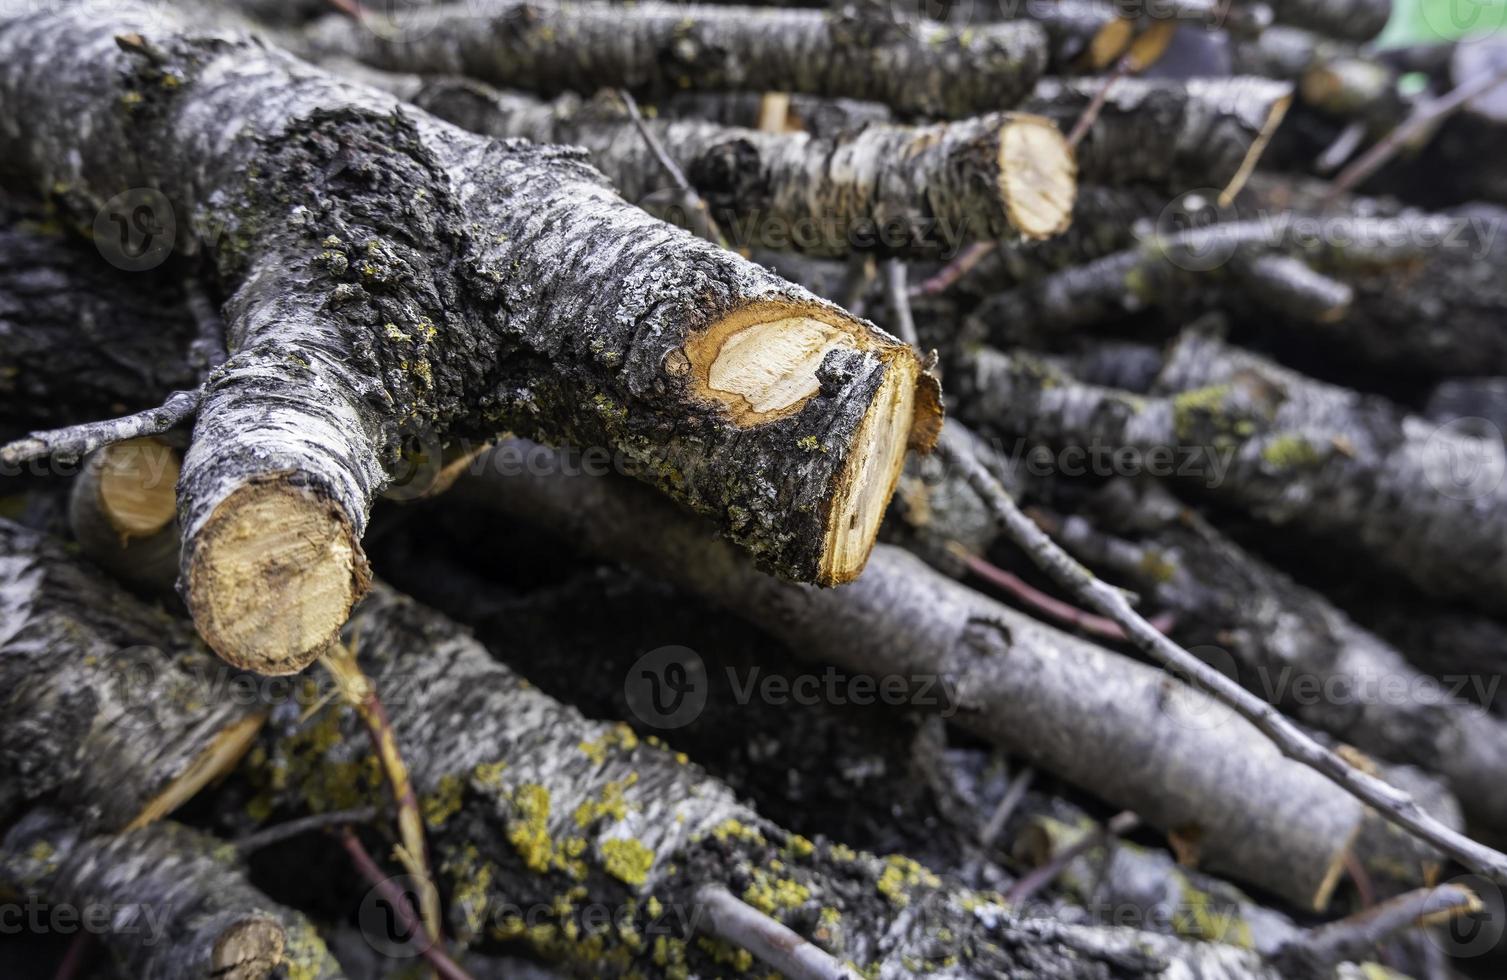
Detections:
0,4,937,673
306,1,1049,118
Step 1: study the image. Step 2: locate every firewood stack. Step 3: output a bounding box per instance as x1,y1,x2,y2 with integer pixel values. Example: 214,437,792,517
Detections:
1,0,1505,977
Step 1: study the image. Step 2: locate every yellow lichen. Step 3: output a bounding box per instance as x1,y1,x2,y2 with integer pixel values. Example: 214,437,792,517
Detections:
422,773,465,829
601,838,654,886
507,783,554,873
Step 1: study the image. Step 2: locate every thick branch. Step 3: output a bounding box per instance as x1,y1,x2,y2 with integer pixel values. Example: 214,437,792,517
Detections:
306,0,1048,118
406,79,1077,256
0,4,937,673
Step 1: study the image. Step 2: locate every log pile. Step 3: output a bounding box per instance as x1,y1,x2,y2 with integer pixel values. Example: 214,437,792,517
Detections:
1,0,1506,978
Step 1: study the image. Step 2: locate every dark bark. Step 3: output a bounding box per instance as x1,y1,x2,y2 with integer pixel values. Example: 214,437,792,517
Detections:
0,212,199,430
656,90,895,138
0,4,938,673
406,79,1077,256
0,814,343,980
306,0,1049,118
452,441,1443,911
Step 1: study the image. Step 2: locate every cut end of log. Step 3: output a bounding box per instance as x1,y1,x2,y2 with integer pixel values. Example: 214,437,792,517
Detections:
820,344,919,584
96,437,180,540
210,916,286,980
998,115,1077,240
685,301,939,585
187,477,368,676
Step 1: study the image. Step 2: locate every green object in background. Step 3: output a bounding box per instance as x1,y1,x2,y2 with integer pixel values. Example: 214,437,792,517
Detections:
1382,0,1507,45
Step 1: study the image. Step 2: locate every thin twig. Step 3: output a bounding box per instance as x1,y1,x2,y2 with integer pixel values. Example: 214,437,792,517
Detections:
1327,60,1507,203
1,389,201,467
338,829,476,980
882,259,919,348
696,885,859,980
1282,884,1481,968
935,423,1507,886
979,766,1035,850
614,88,728,247
321,638,445,957
954,546,1173,642
235,806,380,853
909,241,994,298
1067,54,1133,150
1007,811,1139,905
1219,93,1292,206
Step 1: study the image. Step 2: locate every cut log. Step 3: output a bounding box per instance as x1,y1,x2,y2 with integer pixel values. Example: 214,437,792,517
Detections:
0,4,938,673
0,814,343,980
68,437,182,596
305,0,1048,118
404,80,1077,256
1262,0,1391,42
453,440,1441,911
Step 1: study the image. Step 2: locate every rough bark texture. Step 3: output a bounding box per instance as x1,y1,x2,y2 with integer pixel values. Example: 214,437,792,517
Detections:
953,332,1507,616
0,4,937,673
1022,77,1293,190
0,814,343,980
407,79,1076,256
0,519,262,834
0,213,199,430
965,211,1507,378
305,0,1049,118
230,580,1310,978
452,441,1447,912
